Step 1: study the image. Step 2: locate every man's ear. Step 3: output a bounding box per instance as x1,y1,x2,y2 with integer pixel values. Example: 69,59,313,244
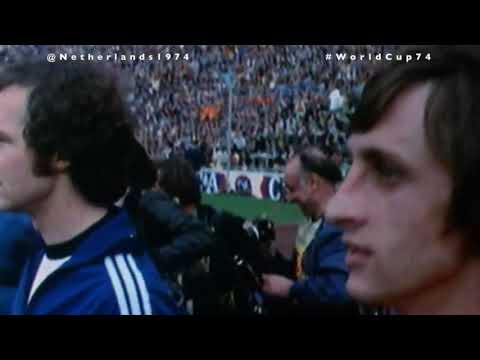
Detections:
50,154,70,173
309,173,320,190
311,174,330,192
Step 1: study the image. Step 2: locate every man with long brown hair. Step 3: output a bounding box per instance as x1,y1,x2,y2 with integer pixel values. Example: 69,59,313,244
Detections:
327,46,480,314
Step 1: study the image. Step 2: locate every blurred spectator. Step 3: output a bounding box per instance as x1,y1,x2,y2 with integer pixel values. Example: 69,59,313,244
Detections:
328,81,346,112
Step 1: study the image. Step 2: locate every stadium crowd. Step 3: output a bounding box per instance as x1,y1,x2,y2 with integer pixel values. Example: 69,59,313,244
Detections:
0,45,399,173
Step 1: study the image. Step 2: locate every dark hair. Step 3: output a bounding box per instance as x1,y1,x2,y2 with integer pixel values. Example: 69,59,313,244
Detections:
352,45,480,245
156,156,202,207
0,59,156,207
297,146,342,186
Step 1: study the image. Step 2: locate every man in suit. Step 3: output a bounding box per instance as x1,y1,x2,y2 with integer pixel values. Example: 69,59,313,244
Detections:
262,146,353,314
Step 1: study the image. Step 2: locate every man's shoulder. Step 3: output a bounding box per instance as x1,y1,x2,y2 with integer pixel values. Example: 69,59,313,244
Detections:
311,221,346,255
99,251,184,315
21,251,181,315
316,221,344,242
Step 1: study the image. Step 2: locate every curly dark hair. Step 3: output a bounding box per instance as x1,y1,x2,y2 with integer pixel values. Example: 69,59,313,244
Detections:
0,59,156,207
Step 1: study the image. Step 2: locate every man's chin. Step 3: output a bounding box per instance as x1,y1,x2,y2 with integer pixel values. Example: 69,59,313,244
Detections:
347,277,386,306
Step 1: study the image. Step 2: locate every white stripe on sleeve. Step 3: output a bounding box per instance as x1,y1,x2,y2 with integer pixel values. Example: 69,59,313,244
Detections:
104,257,129,315
126,254,152,315
114,254,141,315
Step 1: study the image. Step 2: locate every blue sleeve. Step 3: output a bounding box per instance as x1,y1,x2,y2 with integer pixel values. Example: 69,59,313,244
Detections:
92,291,122,315
289,245,350,305
0,286,17,315
125,255,187,315
150,284,187,315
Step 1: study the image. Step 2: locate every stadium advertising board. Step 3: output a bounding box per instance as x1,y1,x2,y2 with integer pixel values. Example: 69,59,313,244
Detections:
199,168,285,202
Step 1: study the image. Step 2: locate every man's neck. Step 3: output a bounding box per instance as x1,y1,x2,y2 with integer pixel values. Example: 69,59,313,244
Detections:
30,179,108,246
311,193,333,222
394,258,480,315
310,212,324,223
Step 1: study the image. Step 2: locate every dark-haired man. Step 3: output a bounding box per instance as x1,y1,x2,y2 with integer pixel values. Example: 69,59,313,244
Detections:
0,59,182,314
326,45,480,315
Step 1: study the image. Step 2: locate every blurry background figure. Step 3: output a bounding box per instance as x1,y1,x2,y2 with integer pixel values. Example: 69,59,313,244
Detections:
153,156,277,314
0,212,36,314
261,146,357,315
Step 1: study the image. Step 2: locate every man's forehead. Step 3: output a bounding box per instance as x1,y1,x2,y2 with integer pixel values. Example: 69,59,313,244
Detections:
0,86,29,118
0,85,29,106
286,156,301,170
284,158,301,181
0,86,29,142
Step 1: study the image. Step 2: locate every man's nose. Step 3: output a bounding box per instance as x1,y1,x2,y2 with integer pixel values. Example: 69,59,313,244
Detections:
326,174,366,232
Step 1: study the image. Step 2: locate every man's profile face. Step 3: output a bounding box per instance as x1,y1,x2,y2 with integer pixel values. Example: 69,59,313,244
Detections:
326,83,466,307
284,158,314,218
0,86,53,213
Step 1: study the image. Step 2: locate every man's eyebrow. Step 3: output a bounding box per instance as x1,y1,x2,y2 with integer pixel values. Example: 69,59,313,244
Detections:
0,130,13,142
356,146,409,169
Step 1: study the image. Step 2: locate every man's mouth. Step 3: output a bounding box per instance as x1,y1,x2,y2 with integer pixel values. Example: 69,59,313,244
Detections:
345,241,373,269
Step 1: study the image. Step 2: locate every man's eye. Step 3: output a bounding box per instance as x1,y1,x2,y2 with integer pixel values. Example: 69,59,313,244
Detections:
372,161,403,184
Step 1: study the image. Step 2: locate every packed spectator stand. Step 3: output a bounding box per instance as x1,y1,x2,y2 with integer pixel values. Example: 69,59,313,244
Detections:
0,45,400,174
